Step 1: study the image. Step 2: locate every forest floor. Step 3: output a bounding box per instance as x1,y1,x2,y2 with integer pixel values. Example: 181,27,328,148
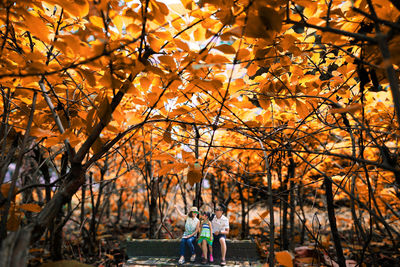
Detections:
28,205,400,266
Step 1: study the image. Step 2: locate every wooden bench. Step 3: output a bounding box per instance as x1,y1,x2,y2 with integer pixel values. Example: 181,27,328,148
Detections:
123,239,261,266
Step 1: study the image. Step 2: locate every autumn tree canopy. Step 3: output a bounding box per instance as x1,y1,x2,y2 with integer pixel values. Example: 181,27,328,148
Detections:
1,0,400,266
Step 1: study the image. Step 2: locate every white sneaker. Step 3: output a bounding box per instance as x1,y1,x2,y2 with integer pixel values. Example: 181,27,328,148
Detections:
190,254,196,262
178,258,185,264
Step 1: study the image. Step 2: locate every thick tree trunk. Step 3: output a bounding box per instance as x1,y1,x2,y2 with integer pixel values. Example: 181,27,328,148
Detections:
0,226,32,267
30,162,85,243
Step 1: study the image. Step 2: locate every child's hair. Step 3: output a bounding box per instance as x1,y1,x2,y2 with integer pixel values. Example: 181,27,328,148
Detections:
202,211,212,220
209,213,215,221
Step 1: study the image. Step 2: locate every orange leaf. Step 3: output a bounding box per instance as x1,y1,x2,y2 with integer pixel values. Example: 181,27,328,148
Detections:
1,183,17,198
329,104,362,114
237,48,250,61
63,0,90,18
152,153,175,161
260,211,269,220
214,44,236,54
19,203,42,213
163,124,173,143
140,77,151,91
24,13,50,42
259,6,282,33
30,127,54,138
275,251,294,267
296,99,309,119
187,168,202,186
158,55,176,70
181,0,193,10
79,69,96,87
174,39,190,51
98,97,112,124
7,210,20,231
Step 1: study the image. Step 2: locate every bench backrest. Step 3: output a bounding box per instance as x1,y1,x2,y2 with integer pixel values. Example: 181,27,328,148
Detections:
124,239,260,261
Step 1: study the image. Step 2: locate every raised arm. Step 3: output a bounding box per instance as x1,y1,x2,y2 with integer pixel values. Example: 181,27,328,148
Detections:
174,204,186,218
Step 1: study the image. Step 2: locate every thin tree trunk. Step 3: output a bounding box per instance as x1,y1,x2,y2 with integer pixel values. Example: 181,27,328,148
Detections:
288,156,296,251
324,177,346,267
149,178,158,238
266,157,275,266
289,179,295,251
259,141,275,266
237,181,246,239
193,125,202,208
50,209,63,260
282,176,289,250
0,92,37,241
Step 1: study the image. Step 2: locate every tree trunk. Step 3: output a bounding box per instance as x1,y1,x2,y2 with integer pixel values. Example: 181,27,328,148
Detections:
324,177,346,267
237,181,247,239
149,178,158,238
50,209,63,261
30,162,85,243
0,226,32,267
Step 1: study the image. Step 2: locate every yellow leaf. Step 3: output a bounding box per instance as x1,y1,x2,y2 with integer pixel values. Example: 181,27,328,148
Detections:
19,203,42,213
275,251,294,267
194,27,206,41
89,16,104,28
